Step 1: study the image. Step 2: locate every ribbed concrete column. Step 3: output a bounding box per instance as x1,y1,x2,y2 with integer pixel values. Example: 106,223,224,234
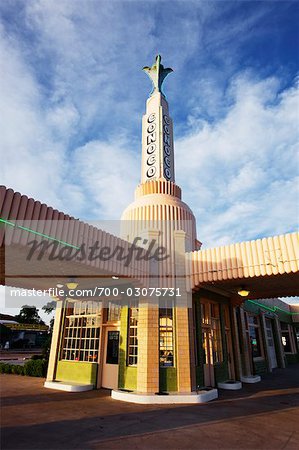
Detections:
136,229,160,393
46,300,64,381
174,230,192,392
231,306,243,380
136,302,159,393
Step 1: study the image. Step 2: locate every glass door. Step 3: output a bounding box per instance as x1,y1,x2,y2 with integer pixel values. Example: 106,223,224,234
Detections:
101,328,120,389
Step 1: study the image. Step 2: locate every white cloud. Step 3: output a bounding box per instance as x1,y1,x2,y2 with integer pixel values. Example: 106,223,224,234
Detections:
0,286,53,325
0,23,68,209
70,139,139,220
0,2,297,255
176,74,299,247
0,1,154,212
226,163,266,197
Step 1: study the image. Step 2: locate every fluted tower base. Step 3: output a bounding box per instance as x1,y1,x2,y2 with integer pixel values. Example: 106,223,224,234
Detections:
121,179,198,252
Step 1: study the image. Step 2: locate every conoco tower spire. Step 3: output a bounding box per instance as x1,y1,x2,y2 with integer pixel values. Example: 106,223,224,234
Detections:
121,55,198,252
143,54,173,97
141,55,175,183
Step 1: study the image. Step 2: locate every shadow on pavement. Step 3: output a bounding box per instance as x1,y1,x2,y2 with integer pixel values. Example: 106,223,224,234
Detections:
1,365,299,450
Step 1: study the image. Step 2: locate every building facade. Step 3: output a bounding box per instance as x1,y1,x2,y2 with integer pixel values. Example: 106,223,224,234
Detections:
0,314,48,349
4,55,297,401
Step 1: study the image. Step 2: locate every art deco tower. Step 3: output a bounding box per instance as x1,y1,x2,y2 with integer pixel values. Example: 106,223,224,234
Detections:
120,56,199,396
121,55,199,253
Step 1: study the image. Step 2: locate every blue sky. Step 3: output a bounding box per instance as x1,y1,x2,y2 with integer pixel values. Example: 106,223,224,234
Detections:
0,1,298,314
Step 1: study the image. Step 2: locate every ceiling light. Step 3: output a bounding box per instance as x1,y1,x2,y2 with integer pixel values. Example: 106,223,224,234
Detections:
66,282,78,290
66,278,78,290
237,288,250,297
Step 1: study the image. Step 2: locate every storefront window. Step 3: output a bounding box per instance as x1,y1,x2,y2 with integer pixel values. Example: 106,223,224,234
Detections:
127,308,138,366
61,301,101,362
280,323,295,353
201,300,223,365
159,308,174,366
107,301,121,322
247,314,262,358
201,303,210,325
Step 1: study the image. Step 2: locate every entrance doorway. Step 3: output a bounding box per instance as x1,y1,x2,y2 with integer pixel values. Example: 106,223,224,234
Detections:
265,318,277,370
201,301,227,387
101,327,120,389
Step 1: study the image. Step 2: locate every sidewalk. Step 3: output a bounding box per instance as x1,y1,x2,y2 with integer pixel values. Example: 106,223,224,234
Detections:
0,349,43,365
0,349,43,359
1,364,299,449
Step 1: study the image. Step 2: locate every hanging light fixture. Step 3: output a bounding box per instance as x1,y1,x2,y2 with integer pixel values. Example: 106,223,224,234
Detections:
237,287,250,297
66,277,78,290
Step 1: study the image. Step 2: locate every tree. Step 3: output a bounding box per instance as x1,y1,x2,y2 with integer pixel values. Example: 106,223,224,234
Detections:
42,300,56,316
41,301,56,360
14,305,45,325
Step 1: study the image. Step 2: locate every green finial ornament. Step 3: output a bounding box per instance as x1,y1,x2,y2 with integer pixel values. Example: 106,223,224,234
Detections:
143,54,173,97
